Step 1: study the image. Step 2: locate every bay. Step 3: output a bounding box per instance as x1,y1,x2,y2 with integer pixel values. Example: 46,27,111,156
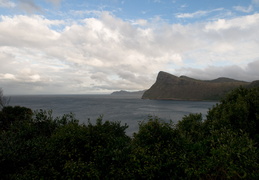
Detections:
9,95,217,135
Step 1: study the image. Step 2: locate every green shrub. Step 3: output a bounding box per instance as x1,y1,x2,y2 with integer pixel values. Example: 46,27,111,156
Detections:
131,117,184,179
0,106,33,131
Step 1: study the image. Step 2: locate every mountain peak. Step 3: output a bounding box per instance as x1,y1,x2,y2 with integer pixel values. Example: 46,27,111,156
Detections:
156,71,178,83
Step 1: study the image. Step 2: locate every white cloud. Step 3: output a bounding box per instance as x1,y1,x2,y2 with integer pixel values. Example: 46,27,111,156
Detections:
0,0,16,8
0,12,259,94
176,10,208,18
46,0,62,5
17,0,42,14
0,15,63,47
1,73,16,80
234,5,253,13
252,0,259,5
179,60,259,82
69,10,102,18
176,8,223,19
204,13,259,31
3,0,62,14
131,19,148,26
180,4,188,8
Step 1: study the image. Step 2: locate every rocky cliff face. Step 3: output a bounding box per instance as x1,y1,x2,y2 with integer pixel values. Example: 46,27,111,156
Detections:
142,71,253,100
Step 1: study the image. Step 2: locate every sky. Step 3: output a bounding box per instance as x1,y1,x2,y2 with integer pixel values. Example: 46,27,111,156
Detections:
0,0,259,95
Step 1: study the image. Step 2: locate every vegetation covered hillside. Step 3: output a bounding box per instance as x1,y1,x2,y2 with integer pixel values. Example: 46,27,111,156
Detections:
0,87,259,179
142,71,258,100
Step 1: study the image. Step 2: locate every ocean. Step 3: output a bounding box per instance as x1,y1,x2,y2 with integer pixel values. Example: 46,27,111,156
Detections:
9,95,217,135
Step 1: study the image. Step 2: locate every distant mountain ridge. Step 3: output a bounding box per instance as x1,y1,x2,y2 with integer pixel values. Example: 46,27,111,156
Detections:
142,71,258,100
111,90,145,98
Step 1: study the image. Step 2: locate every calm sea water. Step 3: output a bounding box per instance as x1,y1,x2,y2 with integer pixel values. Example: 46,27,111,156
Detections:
9,95,217,135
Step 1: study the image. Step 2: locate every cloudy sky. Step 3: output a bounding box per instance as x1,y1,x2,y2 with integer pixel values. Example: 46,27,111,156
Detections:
0,0,259,94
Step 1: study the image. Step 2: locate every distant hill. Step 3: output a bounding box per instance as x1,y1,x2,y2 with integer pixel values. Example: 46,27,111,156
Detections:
247,80,259,88
111,90,145,98
142,71,258,100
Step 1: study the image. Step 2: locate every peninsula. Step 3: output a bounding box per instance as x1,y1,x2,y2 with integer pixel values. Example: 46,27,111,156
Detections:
142,71,258,100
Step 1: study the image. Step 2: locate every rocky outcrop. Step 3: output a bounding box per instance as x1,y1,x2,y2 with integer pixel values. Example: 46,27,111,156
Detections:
142,71,255,100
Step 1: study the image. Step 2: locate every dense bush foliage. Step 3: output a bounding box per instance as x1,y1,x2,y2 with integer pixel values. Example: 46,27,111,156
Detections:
0,87,259,179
